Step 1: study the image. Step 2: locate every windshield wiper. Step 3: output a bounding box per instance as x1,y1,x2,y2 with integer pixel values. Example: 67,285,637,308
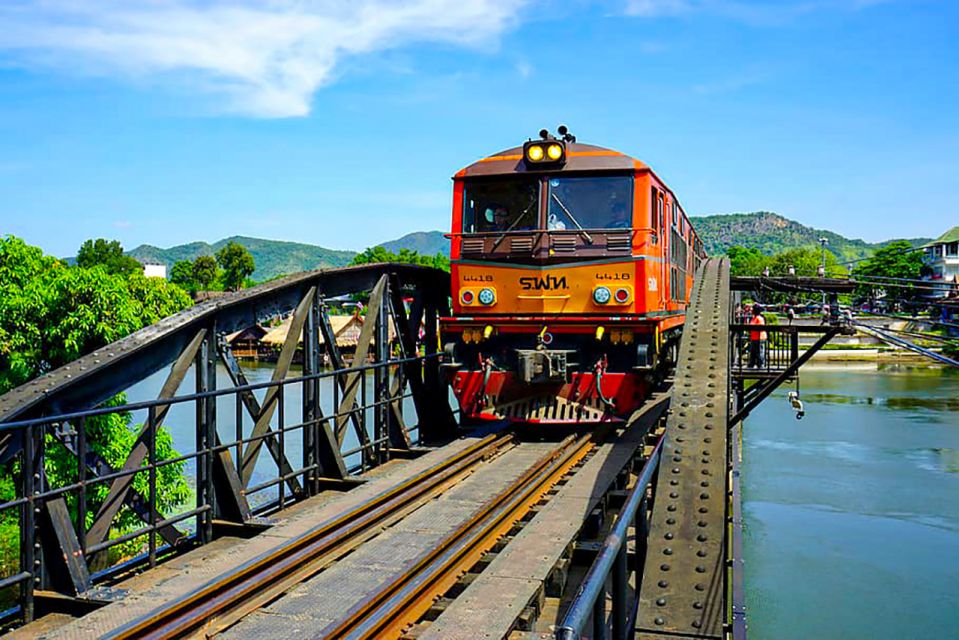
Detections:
490,203,536,251
550,193,593,244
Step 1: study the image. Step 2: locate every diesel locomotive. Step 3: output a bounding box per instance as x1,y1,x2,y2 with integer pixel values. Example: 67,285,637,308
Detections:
441,127,705,424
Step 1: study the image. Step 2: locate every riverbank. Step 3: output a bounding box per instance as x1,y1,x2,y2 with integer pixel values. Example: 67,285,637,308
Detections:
806,347,944,364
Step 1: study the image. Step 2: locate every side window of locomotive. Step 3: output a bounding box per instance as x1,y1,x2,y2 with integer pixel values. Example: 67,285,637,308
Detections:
463,178,539,234
546,176,632,231
649,187,659,243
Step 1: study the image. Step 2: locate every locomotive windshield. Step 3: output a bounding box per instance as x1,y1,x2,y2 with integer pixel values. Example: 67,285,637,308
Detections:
463,178,539,234
462,175,633,235
546,176,632,231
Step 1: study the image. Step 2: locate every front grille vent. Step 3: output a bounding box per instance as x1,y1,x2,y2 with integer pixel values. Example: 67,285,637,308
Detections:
510,237,534,252
606,233,631,252
552,236,577,252
462,238,485,254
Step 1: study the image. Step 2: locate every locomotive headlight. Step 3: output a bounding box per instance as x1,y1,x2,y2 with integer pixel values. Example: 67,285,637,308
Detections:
523,139,566,166
461,290,475,305
478,288,496,305
593,286,611,304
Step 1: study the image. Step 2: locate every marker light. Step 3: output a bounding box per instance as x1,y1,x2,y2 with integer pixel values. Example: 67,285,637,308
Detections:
614,288,631,304
593,286,611,304
547,143,563,160
478,288,496,305
461,290,475,305
526,145,545,162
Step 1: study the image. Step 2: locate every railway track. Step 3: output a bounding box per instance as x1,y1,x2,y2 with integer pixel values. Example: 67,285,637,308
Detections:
321,432,595,640
106,432,517,640
107,430,596,640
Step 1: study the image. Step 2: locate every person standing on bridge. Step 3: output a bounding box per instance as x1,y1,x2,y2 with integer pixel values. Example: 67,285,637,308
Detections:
748,304,767,368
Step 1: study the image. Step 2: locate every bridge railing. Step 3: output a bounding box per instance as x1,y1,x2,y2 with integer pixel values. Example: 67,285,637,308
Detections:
729,324,801,377
0,264,459,626
554,437,663,640
0,351,444,624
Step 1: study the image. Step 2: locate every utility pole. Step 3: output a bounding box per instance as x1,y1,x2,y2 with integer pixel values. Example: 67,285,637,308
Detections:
819,237,829,306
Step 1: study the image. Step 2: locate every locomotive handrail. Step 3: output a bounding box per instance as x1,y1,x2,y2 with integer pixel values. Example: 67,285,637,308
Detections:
444,228,643,238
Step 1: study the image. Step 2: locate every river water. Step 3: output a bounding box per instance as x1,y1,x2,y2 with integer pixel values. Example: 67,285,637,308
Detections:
126,361,959,636
743,364,959,639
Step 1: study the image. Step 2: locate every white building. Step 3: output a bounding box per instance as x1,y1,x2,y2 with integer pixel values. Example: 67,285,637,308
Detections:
142,263,167,279
922,226,959,298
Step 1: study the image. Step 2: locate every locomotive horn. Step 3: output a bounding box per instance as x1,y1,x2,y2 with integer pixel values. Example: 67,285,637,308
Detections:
539,128,550,140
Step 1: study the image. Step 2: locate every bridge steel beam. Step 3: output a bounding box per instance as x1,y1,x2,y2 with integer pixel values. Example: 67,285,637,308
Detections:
83,329,206,555
0,263,451,429
333,276,387,460
239,287,316,488
0,263,453,624
389,273,458,443
636,257,731,639
317,298,370,463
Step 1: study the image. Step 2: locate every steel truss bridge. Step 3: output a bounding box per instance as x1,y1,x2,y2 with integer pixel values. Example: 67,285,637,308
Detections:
0,260,856,639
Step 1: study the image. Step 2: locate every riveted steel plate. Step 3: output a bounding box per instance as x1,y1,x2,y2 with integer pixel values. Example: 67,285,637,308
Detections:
637,258,730,639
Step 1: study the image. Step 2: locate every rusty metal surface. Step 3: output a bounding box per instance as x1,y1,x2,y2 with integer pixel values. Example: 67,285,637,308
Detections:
636,257,730,639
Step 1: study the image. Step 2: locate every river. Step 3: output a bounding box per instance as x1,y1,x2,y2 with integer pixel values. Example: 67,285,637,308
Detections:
742,364,959,639
126,361,959,636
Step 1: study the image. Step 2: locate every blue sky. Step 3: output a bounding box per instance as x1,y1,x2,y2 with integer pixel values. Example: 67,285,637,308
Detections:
0,0,955,257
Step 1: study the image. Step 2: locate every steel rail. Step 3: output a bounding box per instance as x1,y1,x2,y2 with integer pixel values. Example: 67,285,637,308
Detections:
106,431,515,640
324,433,596,640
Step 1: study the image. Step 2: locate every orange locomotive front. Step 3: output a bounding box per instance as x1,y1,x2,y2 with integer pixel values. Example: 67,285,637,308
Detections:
441,127,705,424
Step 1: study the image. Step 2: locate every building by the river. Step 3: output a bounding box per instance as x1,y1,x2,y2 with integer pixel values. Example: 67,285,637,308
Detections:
922,226,959,298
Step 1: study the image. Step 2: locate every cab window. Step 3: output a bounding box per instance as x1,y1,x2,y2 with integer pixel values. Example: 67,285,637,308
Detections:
546,176,632,231
463,178,539,234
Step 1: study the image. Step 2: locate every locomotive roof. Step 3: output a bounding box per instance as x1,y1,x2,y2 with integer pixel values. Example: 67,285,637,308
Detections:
455,142,648,178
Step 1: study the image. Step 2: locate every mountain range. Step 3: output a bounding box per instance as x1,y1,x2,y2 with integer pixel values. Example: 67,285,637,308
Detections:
689,211,931,262
122,213,932,281
128,236,356,281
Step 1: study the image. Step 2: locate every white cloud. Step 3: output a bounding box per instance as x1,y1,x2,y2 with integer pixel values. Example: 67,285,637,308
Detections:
0,0,529,117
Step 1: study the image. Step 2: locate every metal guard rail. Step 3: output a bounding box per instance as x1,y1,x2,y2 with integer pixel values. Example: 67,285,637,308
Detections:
555,436,664,640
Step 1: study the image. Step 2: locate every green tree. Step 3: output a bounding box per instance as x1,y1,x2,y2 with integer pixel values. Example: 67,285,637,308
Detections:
192,255,219,290
215,242,255,291
767,247,845,278
76,238,143,276
726,245,769,276
0,236,192,571
350,246,450,272
169,259,196,291
852,240,925,303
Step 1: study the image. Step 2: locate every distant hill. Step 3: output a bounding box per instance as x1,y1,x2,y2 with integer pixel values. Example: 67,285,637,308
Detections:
115,213,929,282
378,231,449,256
127,236,355,281
690,211,931,261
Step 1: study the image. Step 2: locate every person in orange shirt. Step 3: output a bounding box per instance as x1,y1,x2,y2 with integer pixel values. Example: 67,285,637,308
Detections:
748,303,767,368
